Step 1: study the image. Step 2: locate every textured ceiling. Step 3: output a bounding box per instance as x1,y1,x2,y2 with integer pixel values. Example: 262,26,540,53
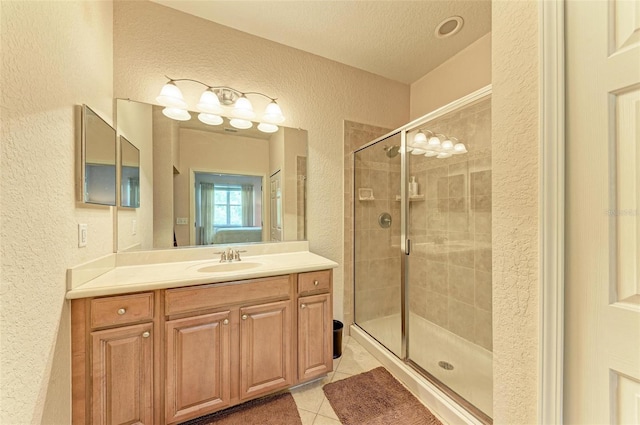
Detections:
150,0,491,84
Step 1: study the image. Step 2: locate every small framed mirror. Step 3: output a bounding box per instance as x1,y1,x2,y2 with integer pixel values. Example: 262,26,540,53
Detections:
81,105,116,205
120,136,140,208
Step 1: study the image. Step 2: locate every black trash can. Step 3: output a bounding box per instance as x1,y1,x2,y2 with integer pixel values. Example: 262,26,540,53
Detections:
332,320,343,359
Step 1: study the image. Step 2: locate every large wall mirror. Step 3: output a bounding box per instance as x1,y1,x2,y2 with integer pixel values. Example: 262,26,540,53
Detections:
81,105,116,205
115,99,307,252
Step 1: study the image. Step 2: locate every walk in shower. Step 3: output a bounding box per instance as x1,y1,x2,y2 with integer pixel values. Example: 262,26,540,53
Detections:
353,87,492,422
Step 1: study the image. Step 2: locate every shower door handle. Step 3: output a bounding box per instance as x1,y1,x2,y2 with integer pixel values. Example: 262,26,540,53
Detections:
406,239,411,255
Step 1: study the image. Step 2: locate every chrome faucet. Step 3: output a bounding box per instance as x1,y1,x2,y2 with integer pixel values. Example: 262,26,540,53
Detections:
215,248,247,262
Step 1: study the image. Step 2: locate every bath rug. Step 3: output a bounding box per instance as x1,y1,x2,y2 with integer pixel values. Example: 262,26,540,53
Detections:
179,391,302,425
323,367,443,425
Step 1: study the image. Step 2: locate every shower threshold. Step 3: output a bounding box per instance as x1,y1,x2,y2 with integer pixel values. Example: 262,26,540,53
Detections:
351,322,492,425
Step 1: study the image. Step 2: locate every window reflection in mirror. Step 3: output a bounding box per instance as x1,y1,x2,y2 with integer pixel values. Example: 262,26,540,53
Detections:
120,136,140,208
195,172,263,245
82,105,116,205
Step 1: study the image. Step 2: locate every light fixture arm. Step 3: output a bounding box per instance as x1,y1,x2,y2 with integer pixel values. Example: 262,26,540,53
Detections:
164,76,277,102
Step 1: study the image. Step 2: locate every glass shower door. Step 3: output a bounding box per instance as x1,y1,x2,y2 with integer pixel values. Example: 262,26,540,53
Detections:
405,96,493,420
353,132,403,357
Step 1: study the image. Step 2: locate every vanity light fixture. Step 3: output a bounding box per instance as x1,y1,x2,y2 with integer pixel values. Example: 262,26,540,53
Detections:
408,130,467,159
156,76,286,133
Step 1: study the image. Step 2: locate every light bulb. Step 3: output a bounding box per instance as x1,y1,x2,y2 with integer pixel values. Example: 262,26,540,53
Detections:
198,113,223,126
441,139,454,150
257,123,279,133
424,151,438,157
437,152,452,159
428,135,441,146
413,131,427,145
232,95,255,119
453,143,468,154
262,101,285,124
197,89,223,114
156,81,187,109
229,118,253,129
162,107,191,121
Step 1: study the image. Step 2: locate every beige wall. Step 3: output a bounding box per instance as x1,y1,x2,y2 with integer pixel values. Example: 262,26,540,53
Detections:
410,33,491,120
0,1,114,423
113,0,410,321
492,1,540,423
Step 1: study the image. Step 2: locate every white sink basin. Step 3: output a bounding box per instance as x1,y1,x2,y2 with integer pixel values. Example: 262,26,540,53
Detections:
195,262,262,273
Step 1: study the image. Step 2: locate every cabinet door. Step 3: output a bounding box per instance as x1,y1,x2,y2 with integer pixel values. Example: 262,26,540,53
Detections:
165,311,231,424
240,300,292,399
298,293,332,382
91,323,153,425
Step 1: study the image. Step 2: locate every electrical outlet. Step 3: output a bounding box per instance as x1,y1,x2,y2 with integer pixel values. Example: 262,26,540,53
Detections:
176,217,188,225
132,219,137,236
78,224,87,247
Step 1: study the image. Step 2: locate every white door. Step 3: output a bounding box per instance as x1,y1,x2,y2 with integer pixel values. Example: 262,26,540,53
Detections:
270,171,282,241
565,1,640,423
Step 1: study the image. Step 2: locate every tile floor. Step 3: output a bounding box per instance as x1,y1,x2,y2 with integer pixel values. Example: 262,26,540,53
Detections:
290,334,385,425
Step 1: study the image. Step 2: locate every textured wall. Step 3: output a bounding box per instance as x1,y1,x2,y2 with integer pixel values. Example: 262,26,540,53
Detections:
410,33,491,120
492,1,540,423
113,1,410,321
0,1,114,423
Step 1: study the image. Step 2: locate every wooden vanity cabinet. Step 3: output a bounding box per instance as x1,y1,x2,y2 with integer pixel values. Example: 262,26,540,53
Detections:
72,270,332,425
72,292,157,425
164,310,232,424
297,270,333,382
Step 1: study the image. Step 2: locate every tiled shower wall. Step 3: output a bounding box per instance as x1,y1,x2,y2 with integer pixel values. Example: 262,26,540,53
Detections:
344,121,391,333
408,97,492,351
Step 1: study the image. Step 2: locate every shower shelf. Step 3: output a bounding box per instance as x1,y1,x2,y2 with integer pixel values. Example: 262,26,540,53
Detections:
395,195,424,201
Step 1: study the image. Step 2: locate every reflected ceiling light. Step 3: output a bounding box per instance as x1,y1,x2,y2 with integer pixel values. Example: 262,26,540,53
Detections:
441,138,454,150
198,113,223,126
407,129,467,159
162,107,191,121
156,81,187,109
413,130,428,145
156,76,286,133
229,118,253,130
428,132,442,147
257,123,279,133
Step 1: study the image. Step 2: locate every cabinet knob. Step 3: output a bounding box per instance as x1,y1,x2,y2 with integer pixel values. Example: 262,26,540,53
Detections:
142,331,150,338
117,308,126,315
313,280,319,286
241,314,248,320
301,304,307,309
223,319,229,325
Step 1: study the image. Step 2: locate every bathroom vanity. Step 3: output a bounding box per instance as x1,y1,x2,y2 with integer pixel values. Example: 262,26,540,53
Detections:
68,247,336,425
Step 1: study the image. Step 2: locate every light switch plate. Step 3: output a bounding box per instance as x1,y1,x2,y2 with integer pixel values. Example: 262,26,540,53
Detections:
176,217,188,225
78,224,87,247
132,219,137,235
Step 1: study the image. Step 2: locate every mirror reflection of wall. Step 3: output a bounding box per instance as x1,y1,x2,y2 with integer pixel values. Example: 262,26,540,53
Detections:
82,105,116,205
115,99,308,251
120,136,140,208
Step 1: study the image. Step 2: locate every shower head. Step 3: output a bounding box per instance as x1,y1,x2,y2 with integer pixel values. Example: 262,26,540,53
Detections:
383,145,400,158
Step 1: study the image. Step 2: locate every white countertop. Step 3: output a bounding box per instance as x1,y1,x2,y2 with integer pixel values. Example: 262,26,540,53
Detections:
66,251,338,299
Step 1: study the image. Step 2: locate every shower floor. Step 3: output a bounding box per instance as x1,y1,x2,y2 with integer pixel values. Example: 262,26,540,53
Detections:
358,313,493,418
